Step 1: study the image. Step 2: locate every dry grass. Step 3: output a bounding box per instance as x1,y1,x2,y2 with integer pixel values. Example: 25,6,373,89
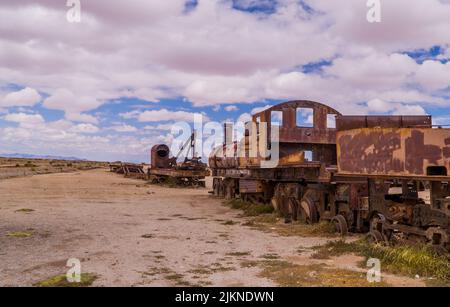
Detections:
312,239,450,282
244,214,337,237
226,199,336,238
188,263,235,276
14,208,35,213
222,220,238,225
226,251,251,257
260,253,280,260
257,260,388,287
34,273,97,287
7,231,33,238
226,199,274,216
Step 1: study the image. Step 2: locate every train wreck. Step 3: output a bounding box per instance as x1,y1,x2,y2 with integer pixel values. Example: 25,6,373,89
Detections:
148,135,210,187
209,100,450,251
110,132,209,187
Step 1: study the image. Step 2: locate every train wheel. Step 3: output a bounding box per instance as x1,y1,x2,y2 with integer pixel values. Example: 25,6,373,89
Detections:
332,214,348,236
213,178,221,196
271,196,280,212
370,213,385,233
218,180,225,198
367,230,384,244
369,213,390,245
299,190,319,224
224,180,235,200
192,178,200,188
290,198,299,221
271,184,283,213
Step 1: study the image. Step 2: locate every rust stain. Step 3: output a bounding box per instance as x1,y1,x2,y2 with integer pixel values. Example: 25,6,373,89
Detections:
445,138,450,158
338,128,449,178
405,130,442,175
338,130,404,173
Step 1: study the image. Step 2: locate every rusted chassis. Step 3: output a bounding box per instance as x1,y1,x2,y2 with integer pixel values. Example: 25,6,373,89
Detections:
210,100,450,250
148,168,209,187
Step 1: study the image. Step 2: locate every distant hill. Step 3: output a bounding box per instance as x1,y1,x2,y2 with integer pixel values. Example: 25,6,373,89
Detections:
0,153,87,161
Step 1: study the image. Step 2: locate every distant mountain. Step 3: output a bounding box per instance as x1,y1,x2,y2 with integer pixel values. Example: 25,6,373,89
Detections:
0,153,87,161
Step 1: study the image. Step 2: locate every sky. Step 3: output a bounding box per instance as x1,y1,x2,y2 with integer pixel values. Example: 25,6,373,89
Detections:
0,0,449,162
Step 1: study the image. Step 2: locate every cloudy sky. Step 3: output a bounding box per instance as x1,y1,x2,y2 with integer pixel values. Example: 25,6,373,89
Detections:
0,0,449,162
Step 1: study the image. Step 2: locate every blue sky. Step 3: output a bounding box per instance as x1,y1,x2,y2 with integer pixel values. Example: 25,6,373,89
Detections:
0,0,449,162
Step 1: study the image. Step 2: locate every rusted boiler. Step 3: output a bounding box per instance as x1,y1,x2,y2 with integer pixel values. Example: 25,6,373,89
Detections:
151,144,174,169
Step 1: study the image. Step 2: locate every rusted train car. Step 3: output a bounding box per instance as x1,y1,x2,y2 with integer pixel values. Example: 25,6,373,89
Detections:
336,118,449,248
209,100,450,250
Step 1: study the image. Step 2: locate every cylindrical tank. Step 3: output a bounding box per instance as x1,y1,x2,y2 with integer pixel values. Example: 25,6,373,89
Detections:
209,142,242,169
151,144,171,168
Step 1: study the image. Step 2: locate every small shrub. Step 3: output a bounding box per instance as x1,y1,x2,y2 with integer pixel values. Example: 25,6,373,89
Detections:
227,199,274,216
34,273,97,287
7,231,33,238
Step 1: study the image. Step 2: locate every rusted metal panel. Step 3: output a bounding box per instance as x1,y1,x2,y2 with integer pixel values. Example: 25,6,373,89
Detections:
337,127,450,179
336,115,431,131
239,179,264,193
251,100,341,145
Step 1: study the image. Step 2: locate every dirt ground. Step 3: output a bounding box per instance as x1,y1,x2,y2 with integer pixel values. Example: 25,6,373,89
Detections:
0,157,107,180
0,169,425,287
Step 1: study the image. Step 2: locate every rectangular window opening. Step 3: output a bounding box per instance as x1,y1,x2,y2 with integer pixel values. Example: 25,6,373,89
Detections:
271,111,283,127
327,114,336,129
304,150,313,162
297,108,314,127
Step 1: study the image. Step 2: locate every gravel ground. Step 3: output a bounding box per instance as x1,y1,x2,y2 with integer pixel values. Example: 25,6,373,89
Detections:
0,169,424,286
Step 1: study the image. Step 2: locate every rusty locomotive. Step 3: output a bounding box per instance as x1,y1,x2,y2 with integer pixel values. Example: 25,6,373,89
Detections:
209,100,450,250
148,133,210,187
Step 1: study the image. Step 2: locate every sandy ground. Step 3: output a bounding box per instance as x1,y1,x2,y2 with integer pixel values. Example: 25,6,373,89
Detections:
0,169,424,287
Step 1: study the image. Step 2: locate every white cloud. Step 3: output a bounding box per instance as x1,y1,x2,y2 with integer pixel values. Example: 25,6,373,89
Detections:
65,113,99,124
71,123,100,134
123,108,209,123
43,89,101,123
415,60,450,90
224,105,238,111
3,112,45,127
367,99,427,115
367,99,395,113
0,1,448,112
237,112,252,123
143,123,174,130
251,104,273,114
0,114,161,162
0,87,41,107
391,104,427,115
109,124,138,133
324,53,417,90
